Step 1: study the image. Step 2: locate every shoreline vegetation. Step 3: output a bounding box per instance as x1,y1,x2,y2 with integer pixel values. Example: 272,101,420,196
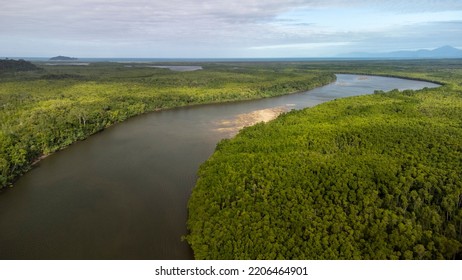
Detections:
0,59,335,189
187,60,462,259
2,58,461,260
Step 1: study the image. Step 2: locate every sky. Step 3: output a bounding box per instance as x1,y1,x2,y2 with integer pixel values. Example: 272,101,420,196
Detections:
1,0,462,58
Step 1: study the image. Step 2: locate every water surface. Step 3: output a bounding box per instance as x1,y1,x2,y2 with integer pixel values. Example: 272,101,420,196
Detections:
0,75,438,259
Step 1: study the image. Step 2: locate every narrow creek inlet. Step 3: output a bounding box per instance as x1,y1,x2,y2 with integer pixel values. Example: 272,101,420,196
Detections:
0,75,439,259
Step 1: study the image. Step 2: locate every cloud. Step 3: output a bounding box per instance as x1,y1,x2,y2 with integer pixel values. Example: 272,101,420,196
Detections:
249,42,352,50
1,1,297,41
1,0,462,57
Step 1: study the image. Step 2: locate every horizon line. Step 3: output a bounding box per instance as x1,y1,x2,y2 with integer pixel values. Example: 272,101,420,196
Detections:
4,56,462,62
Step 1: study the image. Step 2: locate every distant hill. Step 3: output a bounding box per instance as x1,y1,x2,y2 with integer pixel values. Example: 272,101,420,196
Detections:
49,56,78,61
341,46,462,59
0,59,40,72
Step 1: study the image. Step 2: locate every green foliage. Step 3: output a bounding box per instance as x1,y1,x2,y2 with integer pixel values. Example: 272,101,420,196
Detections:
0,62,334,188
3,59,462,259
0,59,40,73
187,66,462,259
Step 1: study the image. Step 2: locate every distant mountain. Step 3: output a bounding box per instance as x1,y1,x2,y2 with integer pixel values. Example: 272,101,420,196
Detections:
49,56,78,61
341,46,462,59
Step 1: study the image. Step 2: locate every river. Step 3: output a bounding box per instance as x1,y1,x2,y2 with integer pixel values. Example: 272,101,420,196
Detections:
0,74,439,259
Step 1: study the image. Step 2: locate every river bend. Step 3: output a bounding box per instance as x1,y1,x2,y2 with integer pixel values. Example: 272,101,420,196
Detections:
0,74,439,259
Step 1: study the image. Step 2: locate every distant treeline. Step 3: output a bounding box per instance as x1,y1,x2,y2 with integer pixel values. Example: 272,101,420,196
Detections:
0,59,40,72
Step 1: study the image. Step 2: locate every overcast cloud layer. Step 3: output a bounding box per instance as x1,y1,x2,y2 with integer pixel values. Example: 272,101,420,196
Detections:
1,0,462,57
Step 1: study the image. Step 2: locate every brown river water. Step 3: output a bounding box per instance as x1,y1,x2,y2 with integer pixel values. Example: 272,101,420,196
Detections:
0,74,439,259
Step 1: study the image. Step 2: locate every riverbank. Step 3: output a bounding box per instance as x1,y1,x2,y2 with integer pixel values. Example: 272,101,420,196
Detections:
0,61,458,259
0,73,440,259
187,73,461,259
214,106,289,137
0,63,335,189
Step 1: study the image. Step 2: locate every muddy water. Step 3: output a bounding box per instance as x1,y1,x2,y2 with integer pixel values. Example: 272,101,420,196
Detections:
0,75,439,259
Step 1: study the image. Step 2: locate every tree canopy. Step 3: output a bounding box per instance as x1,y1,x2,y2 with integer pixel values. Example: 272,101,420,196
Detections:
0,62,334,188
0,59,40,72
187,63,462,260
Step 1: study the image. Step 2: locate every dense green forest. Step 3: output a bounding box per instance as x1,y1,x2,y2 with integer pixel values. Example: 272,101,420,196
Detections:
0,59,40,72
3,58,462,259
187,60,462,259
0,61,334,188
